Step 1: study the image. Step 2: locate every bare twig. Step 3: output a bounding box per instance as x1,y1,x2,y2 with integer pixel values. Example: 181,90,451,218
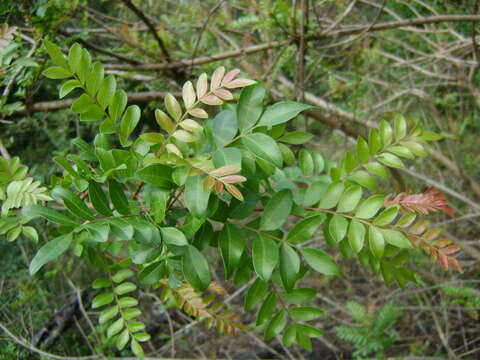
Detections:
119,0,185,82
188,0,226,76
11,91,181,116
57,29,142,65
104,39,292,71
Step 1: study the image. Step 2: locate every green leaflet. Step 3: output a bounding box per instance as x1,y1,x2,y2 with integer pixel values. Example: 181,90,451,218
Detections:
283,288,316,304
184,175,211,218
318,181,344,209
364,162,390,178
368,226,385,259
237,84,265,130
83,222,110,242
287,214,325,244
252,235,279,281
283,324,297,348
280,243,300,292
97,75,116,109
265,310,288,341
43,66,71,79
356,136,370,163
88,181,113,216
108,180,131,215
212,147,242,168
60,79,82,98
337,185,362,213
328,215,349,243
161,227,188,247
92,292,115,309
373,206,399,226
119,105,141,147
256,293,277,326
44,39,69,69
85,61,104,96
219,223,245,279
377,153,404,169
257,101,312,129
108,218,134,240
67,43,82,71
368,129,382,154
289,307,324,322
182,245,211,292
139,261,166,285
394,114,407,140
22,205,79,227
242,133,283,168
260,189,292,231
300,248,341,276
244,277,268,312
279,131,313,145
381,229,412,248
109,90,128,123
112,269,134,283
29,234,73,275
355,195,385,219
52,186,95,220
299,149,314,176
211,109,238,148
380,119,393,147
147,187,168,223
349,170,377,190
348,220,366,253
303,181,327,207
137,164,173,189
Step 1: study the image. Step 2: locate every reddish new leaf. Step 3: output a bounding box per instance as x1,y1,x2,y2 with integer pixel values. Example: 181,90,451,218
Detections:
384,187,454,217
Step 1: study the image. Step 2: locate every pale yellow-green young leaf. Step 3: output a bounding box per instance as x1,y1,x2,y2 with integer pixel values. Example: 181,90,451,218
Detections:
155,109,176,134
196,73,208,99
165,93,182,121
203,176,216,192
225,183,244,201
210,165,240,177
140,132,164,143
166,144,183,157
211,66,225,90
173,130,195,142
188,107,209,118
179,119,203,132
182,81,196,109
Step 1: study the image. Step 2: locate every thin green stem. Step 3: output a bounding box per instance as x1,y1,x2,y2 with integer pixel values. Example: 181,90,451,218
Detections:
227,219,284,243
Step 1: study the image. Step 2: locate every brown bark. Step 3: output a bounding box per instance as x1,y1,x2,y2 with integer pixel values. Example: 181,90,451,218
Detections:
11,91,181,116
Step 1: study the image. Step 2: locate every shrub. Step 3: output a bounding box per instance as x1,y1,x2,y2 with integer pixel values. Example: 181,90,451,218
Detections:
0,40,462,358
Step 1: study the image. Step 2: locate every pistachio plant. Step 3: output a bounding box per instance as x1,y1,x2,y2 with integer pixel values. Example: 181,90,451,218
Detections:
0,40,462,358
